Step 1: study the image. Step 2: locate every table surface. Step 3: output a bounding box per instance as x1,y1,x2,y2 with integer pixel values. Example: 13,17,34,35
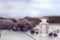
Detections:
0,24,60,40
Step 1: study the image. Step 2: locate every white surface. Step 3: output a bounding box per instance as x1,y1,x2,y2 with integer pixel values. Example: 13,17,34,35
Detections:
0,24,60,40
1,30,34,40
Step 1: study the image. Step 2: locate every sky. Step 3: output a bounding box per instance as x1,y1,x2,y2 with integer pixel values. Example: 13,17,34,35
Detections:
0,0,60,18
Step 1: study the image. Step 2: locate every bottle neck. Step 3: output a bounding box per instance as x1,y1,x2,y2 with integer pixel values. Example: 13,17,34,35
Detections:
42,21,47,23
41,18,47,23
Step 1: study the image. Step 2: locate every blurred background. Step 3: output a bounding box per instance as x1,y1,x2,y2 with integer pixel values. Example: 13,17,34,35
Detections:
0,0,60,18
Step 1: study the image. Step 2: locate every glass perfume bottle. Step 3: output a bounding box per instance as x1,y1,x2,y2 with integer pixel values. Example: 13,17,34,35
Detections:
40,18,49,36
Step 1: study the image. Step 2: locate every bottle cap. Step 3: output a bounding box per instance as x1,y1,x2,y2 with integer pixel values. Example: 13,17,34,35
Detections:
40,18,47,22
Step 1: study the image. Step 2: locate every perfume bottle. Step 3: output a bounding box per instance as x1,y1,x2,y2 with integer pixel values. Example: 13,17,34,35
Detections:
40,18,49,36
